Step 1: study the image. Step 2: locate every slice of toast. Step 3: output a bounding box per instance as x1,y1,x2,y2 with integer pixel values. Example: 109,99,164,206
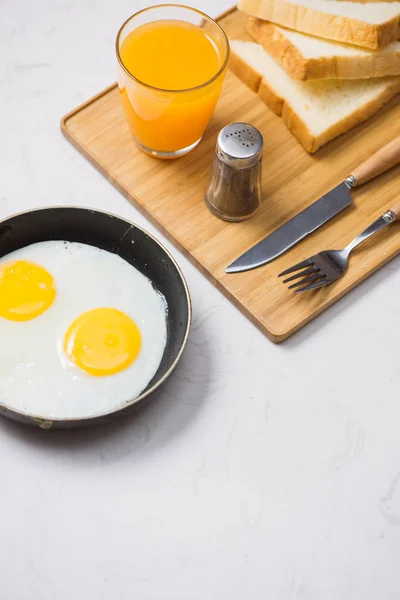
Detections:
229,39,400,152
246,16,400,80
238,0,400,50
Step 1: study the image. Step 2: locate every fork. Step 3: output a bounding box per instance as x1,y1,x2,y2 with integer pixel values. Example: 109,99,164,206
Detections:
278,200,400,293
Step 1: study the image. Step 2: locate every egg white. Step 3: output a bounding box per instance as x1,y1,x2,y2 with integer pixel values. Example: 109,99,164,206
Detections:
0,241,168,419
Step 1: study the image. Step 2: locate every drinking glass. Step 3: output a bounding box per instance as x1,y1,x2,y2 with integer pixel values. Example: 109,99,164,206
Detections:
116,4,229,158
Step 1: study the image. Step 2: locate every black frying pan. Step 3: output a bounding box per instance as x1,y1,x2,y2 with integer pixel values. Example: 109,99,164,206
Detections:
0,207,191,429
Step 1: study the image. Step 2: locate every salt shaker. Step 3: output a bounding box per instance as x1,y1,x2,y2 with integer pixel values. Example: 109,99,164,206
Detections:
204,123,263,222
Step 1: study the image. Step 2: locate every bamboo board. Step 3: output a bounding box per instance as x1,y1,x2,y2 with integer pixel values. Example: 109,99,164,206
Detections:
61,7,400,342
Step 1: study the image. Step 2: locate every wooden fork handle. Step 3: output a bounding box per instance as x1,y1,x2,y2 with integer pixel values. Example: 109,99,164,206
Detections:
351,136,400,187
390,198,400,220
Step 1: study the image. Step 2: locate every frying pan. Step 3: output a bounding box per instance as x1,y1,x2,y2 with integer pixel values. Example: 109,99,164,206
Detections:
0,207,191,429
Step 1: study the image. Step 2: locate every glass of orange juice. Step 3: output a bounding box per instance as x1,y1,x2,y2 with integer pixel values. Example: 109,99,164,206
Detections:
116,4,229,159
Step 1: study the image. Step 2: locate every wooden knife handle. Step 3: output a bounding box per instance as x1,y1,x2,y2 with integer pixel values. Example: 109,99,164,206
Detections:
351,136,400,187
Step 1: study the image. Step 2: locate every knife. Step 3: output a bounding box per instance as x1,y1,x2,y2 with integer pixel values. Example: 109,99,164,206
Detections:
225,136,400,274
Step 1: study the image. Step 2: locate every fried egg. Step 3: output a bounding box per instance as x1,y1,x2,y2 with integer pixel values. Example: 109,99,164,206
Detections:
0,241,167,419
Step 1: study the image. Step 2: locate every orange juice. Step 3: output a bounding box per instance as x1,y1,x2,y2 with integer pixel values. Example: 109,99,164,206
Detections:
117,17,228,156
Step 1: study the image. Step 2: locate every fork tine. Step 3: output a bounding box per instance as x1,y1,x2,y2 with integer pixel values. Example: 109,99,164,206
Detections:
288,273,325,290
294,279,330,294
282,267,319,284
278,259,313,277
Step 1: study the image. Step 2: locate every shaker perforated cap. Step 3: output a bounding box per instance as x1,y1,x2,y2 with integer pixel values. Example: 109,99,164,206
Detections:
216,123,263,169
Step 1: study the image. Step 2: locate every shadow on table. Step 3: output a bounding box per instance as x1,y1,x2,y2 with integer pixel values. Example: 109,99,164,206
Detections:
0,310,212,464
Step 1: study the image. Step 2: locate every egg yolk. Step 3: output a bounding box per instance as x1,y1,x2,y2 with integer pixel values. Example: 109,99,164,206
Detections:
0,260,56,321
64,308,142,377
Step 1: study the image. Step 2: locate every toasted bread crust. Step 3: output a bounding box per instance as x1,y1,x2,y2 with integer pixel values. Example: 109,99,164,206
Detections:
247,17,308,79
229,45,400,152
228,47,263,92
238,0,400,50
246,16,400,80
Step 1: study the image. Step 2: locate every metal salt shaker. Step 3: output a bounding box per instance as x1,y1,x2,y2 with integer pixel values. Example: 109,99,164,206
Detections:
205,123,263,222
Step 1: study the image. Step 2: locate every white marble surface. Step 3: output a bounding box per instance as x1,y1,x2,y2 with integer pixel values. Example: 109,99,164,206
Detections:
1,0,400,598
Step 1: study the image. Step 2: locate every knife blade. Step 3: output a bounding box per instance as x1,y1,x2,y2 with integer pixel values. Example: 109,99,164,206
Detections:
225,134,400,274
225,180,354,273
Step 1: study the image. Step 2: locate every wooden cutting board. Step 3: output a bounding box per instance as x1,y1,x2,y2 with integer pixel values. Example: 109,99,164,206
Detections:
61,6,400,343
